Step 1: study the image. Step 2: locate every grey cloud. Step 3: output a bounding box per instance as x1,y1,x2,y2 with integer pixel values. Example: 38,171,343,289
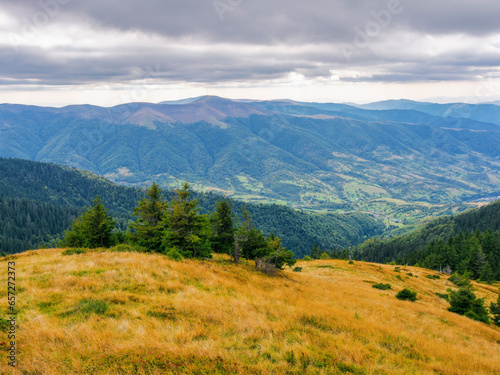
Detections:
1,0,500,87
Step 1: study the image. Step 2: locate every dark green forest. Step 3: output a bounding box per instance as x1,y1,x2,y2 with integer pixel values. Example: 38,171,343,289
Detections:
0,158,384,255
355,200,500,280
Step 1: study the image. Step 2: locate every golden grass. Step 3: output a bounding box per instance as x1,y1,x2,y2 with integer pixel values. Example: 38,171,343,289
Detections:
1,249,499,374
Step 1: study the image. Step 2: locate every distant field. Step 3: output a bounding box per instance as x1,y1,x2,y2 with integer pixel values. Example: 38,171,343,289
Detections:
1,249,499,374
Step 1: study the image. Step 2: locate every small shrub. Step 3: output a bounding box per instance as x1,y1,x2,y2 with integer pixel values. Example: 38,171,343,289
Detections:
426,274,440,280
372,283,392,290
396,275,403,281
389,261,396,265
348,260,354,264
406,272,413,277
396,288,417,302
293,266,302,272
448,286,490,324
394,267,401,272
62,248,87,256
320,252,330,260
165,247,183,261
302,255,312,261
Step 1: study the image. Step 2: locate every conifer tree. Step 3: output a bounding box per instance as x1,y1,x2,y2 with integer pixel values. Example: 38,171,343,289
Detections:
162,183,211,259
210,199,235,254
129,182,166,252
236,206,269,260
62,196,115,248
310,242,321,259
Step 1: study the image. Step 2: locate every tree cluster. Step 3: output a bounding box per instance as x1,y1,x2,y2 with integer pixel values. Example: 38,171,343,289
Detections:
61,182,296,272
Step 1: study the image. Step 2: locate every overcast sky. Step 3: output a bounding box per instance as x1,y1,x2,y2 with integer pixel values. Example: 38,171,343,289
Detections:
1,0,500,106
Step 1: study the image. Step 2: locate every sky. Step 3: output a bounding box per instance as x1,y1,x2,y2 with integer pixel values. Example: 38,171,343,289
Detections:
1,0,500,107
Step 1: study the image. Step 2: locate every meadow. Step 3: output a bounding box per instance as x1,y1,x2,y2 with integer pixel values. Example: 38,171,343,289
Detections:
1,249,499,374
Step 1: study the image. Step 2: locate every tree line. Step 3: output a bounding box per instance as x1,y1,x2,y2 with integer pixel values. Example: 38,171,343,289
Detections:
61,182,296,272
0,157,383,255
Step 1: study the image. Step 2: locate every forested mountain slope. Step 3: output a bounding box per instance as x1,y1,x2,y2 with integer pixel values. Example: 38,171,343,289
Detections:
355,200,500,279
0,158,384,255
1,96,499,216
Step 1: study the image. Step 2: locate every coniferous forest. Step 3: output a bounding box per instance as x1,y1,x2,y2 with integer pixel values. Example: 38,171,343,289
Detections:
355,200,500,281
0,158,383,256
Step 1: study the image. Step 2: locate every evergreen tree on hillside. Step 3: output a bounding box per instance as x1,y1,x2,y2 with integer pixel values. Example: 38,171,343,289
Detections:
62,196,116,248
210,199,235,254
310,242,321,259
129,182,166,252
236,206,270,260
448,274,490,324
162,183,211,259
266,233,296,270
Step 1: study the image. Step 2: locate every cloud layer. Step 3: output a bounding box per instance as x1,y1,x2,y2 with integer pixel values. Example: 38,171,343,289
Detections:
1,0,500,104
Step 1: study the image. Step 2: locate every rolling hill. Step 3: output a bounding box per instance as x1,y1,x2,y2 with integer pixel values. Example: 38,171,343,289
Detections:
1,96,499,220
1,248,498,374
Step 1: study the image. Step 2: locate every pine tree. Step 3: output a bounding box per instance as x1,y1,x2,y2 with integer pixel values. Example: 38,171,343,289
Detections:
310,242,321,259
62,196,116,248
129,182,166,252
236,206,269,260
266,234,296,270
210,199,235,254
448,274,490,324
162,183,211,259
479,261,495,284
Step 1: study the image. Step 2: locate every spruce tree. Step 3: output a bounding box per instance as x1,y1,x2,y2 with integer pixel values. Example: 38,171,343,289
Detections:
236,206,269,260
310,242,321,259
129,182,166,252
62,196,115,248
162,183,211,259
448,274,490,324
210,199,235,254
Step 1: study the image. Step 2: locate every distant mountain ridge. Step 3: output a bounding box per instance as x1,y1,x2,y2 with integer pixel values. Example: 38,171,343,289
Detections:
0,96,499,216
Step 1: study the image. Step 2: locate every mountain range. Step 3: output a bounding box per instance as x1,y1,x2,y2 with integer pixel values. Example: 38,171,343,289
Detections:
1,96,499,220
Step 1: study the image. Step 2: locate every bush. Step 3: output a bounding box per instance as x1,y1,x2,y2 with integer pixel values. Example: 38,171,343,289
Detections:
372,283,392,290
302,256,312,261
396,275,403,281
62,248,88,256
293,267,302,272
165,247,183,261
448,286,490,324
320,252,330,260
396,288,417,302
394,267,400,272
348,260,354,264
406,272,413,277
426,274,440,280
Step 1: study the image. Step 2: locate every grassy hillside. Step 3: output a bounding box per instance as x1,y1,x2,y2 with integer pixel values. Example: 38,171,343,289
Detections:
1,249,499,374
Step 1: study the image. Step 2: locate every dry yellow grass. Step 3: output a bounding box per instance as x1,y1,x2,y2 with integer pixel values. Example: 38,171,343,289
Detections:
1,248,499,374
